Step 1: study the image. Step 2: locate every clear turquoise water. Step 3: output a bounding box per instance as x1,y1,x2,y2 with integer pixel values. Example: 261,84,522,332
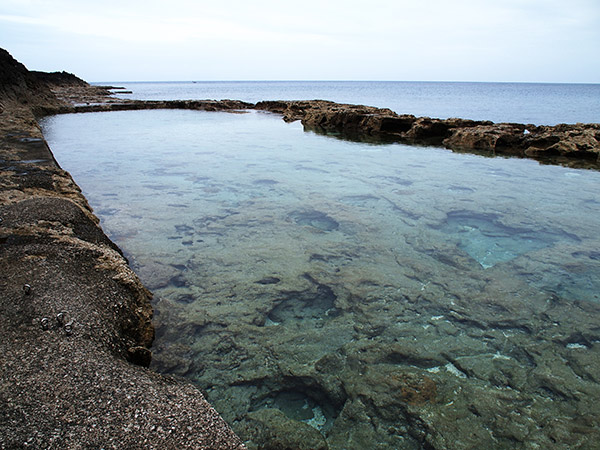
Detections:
103,80,600,125
40,109,600,448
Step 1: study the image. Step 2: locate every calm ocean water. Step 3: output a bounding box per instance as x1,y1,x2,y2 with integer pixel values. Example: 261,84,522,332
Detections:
101,80,600,125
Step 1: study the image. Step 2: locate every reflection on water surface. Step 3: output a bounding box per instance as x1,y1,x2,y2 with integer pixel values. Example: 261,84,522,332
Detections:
41,109,600,449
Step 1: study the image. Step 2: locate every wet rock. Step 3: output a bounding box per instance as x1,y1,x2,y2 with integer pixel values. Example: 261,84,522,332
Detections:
150,341,195,376
169,274,188,288
327,398,408,449
345,365,437,410
266,283,339,325
566,345,600,383
256,276,281,285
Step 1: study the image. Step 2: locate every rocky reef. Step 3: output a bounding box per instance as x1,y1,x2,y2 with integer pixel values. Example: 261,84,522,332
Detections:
0,48,244,448
141,148,600,450
254,100,600,167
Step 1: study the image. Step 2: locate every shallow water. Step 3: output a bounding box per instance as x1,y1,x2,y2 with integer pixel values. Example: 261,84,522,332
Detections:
41,109,600,448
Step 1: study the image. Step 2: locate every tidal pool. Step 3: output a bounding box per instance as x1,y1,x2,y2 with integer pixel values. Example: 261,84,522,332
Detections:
41,109,600,449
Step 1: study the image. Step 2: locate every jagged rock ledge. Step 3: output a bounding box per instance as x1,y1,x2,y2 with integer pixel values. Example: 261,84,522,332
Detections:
254,100,600,167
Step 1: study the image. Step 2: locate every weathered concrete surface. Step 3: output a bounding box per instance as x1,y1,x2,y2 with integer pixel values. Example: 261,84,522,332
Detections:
0,48,244,449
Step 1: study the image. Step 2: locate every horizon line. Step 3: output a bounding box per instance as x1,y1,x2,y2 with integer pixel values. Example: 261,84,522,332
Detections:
90,79,600,86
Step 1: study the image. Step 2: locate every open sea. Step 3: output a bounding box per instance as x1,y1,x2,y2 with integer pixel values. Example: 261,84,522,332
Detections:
42,81,600,449
104,80,600,125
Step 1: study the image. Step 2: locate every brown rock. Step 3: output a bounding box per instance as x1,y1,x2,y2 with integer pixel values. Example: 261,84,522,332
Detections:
442,123,527,153
524,125,600,159
257,99,600,165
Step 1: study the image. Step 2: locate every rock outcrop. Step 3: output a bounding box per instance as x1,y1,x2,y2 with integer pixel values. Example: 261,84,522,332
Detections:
254,100,600,166
31,69,89,87
0,48,244,449
0,48,59,113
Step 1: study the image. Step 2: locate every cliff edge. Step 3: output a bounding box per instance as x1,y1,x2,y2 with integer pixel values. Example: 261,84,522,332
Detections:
0,48,245,449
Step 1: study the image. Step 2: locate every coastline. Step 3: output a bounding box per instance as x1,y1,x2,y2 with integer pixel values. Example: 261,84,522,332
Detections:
0,49,245,449
2,47,600,449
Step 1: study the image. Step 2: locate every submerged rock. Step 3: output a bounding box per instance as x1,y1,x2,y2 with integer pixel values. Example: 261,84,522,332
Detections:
238,408,329,450
289,209,340,231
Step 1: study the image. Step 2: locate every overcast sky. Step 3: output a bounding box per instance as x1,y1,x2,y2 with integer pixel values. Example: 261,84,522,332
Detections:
1,0,598,83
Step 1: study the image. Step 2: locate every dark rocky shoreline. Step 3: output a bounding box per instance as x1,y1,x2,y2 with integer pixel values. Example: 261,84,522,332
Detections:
255,100,600,169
